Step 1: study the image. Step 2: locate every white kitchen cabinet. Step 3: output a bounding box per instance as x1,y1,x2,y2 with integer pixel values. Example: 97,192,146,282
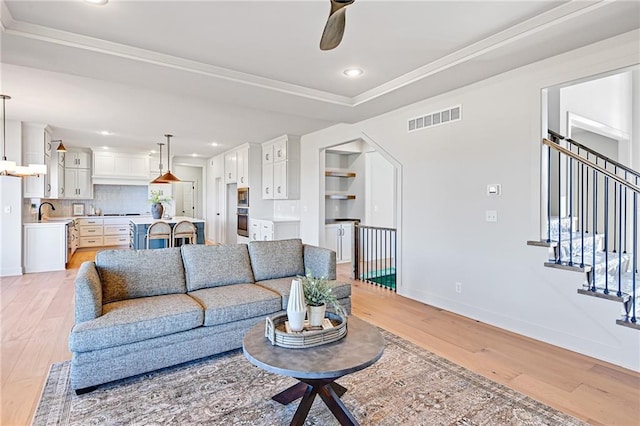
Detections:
23,222,67,273
324,222,354,263
249,218,299,241
65,151,92,169
93,151,150,184
261,135,299,200
224,151,236,184
103,217,131,246
262,162,273,199
64,168,92,199
77,217,104,247
22,123,50,199
236,146,249,188
223,145,250,187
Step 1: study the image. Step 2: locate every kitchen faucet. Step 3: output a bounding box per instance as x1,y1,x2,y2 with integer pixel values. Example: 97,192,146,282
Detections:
38,202,55,221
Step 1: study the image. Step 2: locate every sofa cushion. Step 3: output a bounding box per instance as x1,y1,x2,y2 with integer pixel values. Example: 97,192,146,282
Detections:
248,239,305,281
256,277,352,310
69,294,203,352
181,244,255,291
188,284,281,327
97,247,187,304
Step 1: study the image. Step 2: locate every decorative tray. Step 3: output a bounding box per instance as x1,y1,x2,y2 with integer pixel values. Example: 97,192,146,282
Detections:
265,312,347,349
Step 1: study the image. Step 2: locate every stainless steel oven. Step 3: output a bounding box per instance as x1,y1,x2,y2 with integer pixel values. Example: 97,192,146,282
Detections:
237,188,249,208
237,208,249,237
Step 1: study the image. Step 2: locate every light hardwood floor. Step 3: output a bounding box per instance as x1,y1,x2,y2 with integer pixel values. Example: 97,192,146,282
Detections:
1,252,638,425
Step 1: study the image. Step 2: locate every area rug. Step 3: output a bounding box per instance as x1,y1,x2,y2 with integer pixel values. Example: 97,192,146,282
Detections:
33,329,586,425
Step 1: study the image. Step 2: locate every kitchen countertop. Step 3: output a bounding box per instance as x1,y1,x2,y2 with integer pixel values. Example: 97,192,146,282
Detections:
325,218,360,224
129,216,205,225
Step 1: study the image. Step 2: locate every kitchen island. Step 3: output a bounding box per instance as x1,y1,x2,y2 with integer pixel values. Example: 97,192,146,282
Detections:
129,216,205,249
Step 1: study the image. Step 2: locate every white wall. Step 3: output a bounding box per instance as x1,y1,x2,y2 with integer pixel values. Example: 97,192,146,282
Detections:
365,151,395,227
299,30,640,371
173,162,205,219
0,176,23,276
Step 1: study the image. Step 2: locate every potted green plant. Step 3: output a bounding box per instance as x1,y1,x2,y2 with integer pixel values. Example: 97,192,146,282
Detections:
299,269,344,327
148,190,172,219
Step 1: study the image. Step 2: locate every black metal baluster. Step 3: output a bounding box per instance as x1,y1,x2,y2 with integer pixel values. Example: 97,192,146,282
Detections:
618,184,624,297
557,147,563,264
604,171,609,295
592,169,598,292
580,155,585,268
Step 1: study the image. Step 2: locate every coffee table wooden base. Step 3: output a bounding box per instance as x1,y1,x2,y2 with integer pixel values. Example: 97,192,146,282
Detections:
273,379,356,426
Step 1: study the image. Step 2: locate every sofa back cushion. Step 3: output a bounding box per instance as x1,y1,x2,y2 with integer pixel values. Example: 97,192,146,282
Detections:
96,247,187,304
181,244,255,291
248,239,305,281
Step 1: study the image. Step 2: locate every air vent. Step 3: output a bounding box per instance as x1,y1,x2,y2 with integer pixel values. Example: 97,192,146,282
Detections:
408,105,462,132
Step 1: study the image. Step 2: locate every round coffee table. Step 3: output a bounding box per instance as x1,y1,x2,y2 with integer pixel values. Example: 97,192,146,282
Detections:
243,315,384,426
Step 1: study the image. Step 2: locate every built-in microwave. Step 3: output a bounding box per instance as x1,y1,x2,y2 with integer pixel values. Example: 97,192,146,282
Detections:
238,188,249,208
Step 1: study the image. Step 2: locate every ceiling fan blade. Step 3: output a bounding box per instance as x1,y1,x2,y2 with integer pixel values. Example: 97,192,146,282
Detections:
319,0,354,51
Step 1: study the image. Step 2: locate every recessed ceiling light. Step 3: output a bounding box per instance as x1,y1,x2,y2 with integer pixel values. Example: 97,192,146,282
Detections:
102,146,109,150
85,0,108,5
211,142,219,147
191,153,198,157
343,68,363,77
150,150,157,154
99,130,111,135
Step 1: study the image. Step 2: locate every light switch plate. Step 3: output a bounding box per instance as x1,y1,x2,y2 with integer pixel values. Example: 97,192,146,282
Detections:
487,184,501,196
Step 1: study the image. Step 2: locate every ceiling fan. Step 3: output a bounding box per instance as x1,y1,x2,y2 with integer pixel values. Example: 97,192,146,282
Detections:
319,0,355,51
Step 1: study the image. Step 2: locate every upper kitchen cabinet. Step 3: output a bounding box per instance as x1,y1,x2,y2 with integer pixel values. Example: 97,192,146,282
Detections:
65,151,91,169
93,150,150,185
261,135,299,199
22,123,51,198
224,144,257,188
63,149,93,199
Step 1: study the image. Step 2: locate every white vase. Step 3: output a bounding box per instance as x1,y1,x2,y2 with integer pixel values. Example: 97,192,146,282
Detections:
287,279,306,332
307,304,326,327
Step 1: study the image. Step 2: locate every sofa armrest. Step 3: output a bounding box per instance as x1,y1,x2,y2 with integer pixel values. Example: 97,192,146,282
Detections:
74,261,103,323
303,244,337,280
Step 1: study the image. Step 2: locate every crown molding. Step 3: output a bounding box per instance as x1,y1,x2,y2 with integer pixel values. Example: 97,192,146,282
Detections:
0,0,613,108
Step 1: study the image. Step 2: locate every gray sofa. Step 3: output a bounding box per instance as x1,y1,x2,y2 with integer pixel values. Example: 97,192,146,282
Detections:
69,238,351,392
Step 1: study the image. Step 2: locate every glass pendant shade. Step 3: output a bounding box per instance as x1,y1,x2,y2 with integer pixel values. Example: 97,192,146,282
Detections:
56,141,67,152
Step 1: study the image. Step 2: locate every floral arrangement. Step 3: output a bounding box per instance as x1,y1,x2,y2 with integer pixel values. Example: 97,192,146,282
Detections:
148,190,172,205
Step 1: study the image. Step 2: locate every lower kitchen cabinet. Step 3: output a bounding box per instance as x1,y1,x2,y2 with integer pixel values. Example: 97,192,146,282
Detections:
77,217,104,248
23,222,67,273
249,218,299,241
103,217,132,247
324,222,354,263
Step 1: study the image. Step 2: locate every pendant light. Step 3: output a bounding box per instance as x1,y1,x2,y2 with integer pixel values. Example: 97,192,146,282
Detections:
52,139,67,152
155,134,180,183
0,95,16,175
150,142,167,184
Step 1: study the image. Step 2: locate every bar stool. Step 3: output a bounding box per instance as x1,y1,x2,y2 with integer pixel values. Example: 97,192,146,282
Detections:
172,220,197,247
146,221,172,249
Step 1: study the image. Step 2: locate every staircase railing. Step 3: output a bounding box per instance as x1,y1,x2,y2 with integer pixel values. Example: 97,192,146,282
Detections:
353,224,397,291
543,130,638,326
